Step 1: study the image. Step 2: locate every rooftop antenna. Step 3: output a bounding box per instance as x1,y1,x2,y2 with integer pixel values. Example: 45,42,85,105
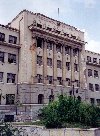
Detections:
58,8,59,21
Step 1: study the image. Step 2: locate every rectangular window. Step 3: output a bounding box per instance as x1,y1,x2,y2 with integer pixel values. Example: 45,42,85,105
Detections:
65,47,70,55
0,95,1,104
9,35,17,44
73,49,78,56
90,98,95,105
93,58,97,63
47,42,52,50
66,78,70,86
47,58,52,66
37,74,43,83
74,63,78,72
87,56,91,62
89,83,94,91
8,53,16,63
57,77,62,85
57,60,62,69
6,94,15,105
37,56,42,65
0,32,5,42
37,39,42,48
7,73,16,83
66,62,70,70
95,84,99,91
56,44,61,53
37,23,42,28
47,76,53,84
94,70,98,78
96,99,100,106
0,51,4,62
0,72,3,82
88,69,92,77
75,80,79,87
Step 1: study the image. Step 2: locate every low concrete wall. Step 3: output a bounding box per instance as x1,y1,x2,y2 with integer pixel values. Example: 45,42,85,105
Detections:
15,125,100,136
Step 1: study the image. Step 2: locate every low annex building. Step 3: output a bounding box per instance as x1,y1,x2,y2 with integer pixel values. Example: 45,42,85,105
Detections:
0,9,99,121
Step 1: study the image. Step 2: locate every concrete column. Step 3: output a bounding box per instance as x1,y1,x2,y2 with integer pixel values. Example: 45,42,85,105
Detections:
71,48,75,84
53,43,57,85
79,49,84,89
43,39,47,84
62,45,66,85
31,36,37,83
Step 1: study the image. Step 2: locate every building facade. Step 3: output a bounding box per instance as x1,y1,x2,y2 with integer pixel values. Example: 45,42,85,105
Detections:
0,9,99,121
85,50,100,105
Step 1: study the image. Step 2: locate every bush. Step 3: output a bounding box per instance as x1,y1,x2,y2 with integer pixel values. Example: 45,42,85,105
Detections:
40,95,100,128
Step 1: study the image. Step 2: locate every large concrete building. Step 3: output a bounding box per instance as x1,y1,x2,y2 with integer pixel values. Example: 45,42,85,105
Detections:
0,9,99,121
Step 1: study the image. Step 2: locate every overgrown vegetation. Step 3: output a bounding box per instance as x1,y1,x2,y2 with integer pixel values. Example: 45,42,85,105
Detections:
0,122,21,136
39,95,100,128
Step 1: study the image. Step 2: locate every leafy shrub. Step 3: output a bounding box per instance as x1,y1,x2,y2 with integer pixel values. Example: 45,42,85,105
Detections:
40,95,100,128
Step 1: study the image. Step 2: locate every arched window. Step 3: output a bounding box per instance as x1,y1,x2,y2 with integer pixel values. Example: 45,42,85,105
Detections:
38,94,44,104
49,95,54,102
77,96,81,102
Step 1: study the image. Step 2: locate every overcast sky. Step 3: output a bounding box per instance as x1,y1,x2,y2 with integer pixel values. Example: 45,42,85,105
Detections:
0,0,100,53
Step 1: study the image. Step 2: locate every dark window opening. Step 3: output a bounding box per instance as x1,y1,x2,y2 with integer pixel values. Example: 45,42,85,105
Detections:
4,115,14,122
47,58,52,66
37,39,42,48
74,63,78,72
89,83,94,91
9,35,17,44
77,96,81,102
47,75,53,84
0,72,3,82
56,44,62,53
65,47,70,55
66,78,70,86
0,32,5,42
7,73,15,83
49,95,54,102
90,98,95,105
37,23,42,28
37,56,42,65
47,42,52,50
57,77,62,85
6,94,15,105
87,56,91,62
37,74,43,83
88,69,92,77
0,51,4,62
57,60,62,69
8,53,16,63
93,58,97,63
94,70,98,78
95,84,99,91
46,27,52,31
66,62,70,70
38,94,44,104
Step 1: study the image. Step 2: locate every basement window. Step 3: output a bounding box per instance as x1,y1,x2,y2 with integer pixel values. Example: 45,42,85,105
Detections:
8,53,16,64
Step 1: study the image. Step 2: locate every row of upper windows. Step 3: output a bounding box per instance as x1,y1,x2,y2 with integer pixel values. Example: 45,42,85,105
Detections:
0,51,16,63
0,72,16,83
88,69,99,78
37,74,79,87
87,56,100,64
89,83,100,91
37,39,79,56
37,56,79,71
0,32,17,44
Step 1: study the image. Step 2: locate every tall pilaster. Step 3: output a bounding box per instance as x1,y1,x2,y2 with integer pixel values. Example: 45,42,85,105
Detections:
62,45,66,85
53,43,57,85
31,36,37,83
43,39,47,84
71,48,75,84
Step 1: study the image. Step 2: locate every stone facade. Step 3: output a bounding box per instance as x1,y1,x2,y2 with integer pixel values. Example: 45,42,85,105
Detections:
0,9,99,121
